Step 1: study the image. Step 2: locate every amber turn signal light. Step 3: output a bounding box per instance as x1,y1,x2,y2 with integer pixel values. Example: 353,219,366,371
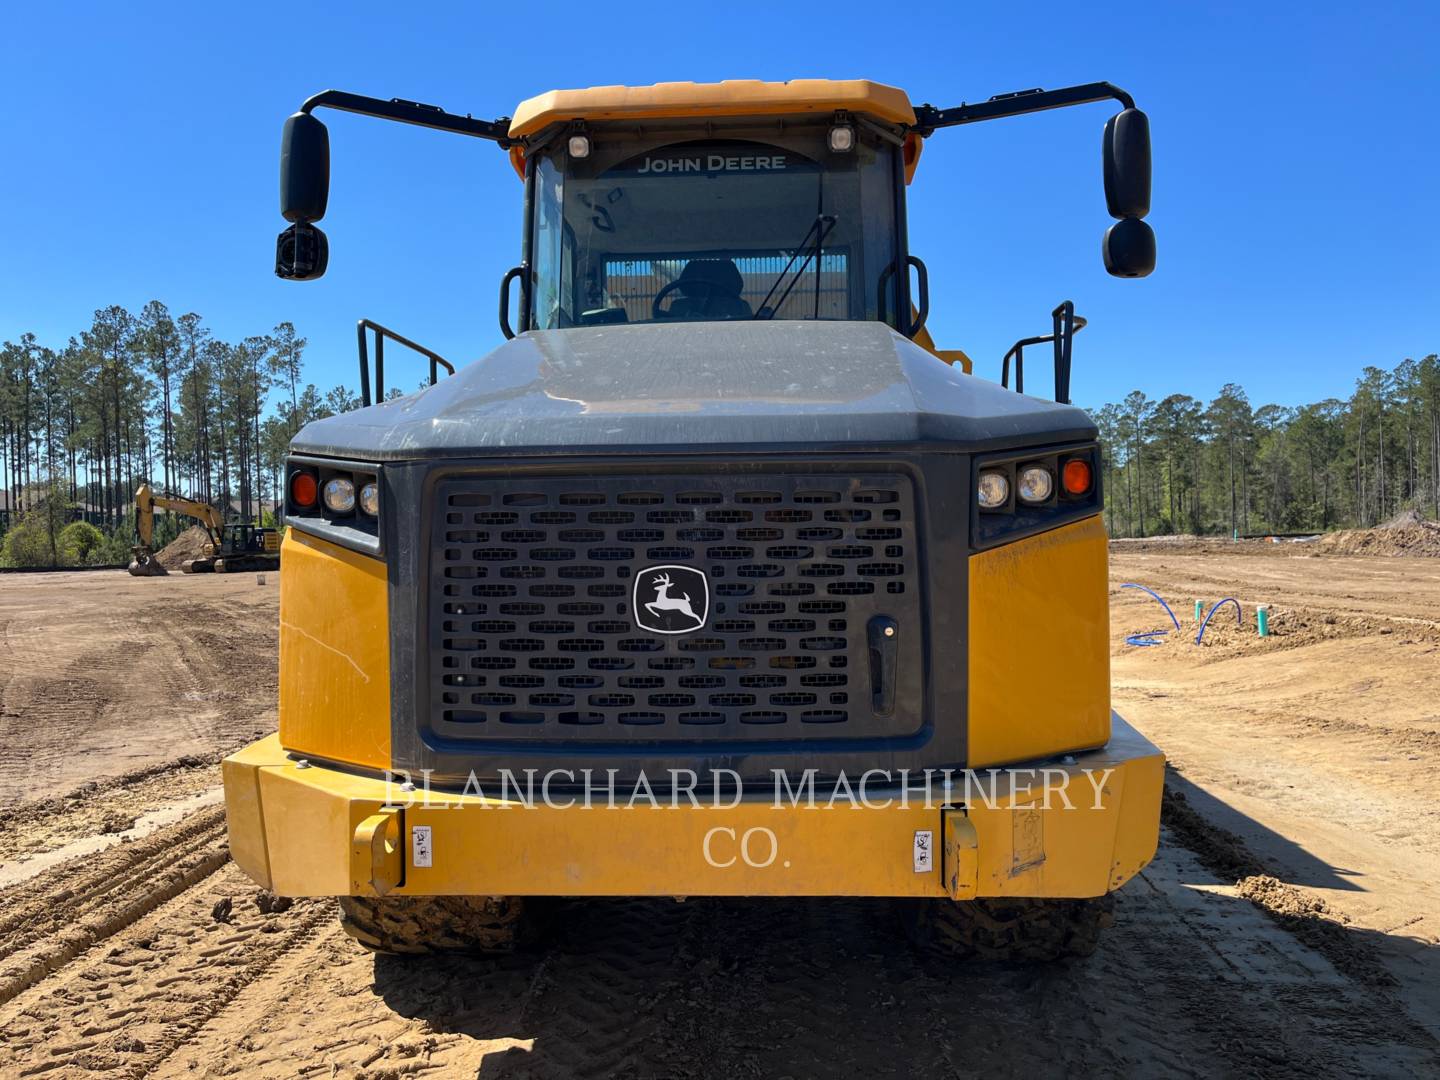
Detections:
1062,458,1093,496
290,470,318,509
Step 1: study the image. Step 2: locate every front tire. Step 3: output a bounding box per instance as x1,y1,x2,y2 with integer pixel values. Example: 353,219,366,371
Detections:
337,895,538,955
905,895,1115,960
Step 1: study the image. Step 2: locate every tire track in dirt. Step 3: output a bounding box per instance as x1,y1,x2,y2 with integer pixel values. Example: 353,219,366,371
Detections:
0,860,328,1079
0,805,230,1005
0,754,223,864
5,823,1435,1078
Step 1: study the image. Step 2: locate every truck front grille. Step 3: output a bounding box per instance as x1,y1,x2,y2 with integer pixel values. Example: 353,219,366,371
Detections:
426,470,923,744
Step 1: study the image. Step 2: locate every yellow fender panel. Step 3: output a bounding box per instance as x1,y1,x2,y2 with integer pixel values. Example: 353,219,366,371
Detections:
277,530,391,771
968,516,1111,767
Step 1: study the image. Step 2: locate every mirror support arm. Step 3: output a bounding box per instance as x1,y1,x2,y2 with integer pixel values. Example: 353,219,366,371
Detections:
299,90,514,147
912,82,1135,135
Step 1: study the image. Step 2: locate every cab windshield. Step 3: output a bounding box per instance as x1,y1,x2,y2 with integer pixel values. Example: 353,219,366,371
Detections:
528,123,900,330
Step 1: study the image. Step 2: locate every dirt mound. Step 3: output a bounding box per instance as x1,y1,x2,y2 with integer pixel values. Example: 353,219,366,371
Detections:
1312,511,1440,557
155,525,212,569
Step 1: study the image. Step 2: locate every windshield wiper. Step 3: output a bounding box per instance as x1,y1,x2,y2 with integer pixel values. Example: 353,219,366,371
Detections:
753,214,837,319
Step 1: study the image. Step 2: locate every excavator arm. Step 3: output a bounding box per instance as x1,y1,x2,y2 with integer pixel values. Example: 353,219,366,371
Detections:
135,484,224,549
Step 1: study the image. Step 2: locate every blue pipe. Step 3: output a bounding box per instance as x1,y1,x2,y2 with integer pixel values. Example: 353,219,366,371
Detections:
1121,583,1181,632
1195,598,1242,644
1126,631,1169,647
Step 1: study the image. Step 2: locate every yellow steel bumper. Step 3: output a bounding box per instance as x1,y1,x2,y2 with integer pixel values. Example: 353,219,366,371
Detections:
223,714,1163,900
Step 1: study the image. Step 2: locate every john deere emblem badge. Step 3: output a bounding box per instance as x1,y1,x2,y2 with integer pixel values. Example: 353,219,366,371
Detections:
634,565,709,635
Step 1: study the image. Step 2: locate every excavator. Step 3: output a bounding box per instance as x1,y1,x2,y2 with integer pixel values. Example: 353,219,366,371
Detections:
128,484,281,576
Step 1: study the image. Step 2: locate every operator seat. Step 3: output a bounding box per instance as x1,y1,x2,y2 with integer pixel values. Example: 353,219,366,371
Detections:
668,259,753,320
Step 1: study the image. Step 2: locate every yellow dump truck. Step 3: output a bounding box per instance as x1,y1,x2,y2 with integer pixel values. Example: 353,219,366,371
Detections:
224,78,1164,958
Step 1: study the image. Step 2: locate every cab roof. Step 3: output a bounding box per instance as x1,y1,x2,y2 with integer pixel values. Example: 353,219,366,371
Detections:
508,79,916,139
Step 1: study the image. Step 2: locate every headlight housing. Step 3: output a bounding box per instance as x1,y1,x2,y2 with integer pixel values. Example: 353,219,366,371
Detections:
284,456,383,556
971,445,1101,551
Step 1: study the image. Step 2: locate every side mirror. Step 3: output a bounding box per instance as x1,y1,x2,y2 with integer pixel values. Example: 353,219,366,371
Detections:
1102,217,1155,278
276,222,329,280
1102,107,1154,277
280,111,330,224
1103,108,1150,218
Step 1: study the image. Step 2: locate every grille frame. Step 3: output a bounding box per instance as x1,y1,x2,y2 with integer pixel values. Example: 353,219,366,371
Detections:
382,453,970,789
424,468,924,745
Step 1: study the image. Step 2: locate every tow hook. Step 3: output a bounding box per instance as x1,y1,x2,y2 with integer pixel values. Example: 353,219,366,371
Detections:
351,807,404,895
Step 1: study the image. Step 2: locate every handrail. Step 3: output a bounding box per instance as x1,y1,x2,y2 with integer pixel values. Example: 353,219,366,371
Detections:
1001,301,1086,401
357,319,456,406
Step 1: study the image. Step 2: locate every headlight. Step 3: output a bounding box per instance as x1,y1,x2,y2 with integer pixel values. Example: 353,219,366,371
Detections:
1018,465,1054,503
323,477,356,514
977,470,1010,510
359,481,379,516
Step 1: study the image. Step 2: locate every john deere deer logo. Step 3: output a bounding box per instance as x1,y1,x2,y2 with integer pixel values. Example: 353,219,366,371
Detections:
633,565,709,635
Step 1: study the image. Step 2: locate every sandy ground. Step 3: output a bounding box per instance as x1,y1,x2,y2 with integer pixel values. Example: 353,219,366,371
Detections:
0,571,276,807
0,553,1436,1077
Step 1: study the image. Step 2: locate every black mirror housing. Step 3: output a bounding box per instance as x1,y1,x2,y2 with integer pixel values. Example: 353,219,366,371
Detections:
1103,217,1155,278
280,111,330,224
1103,108,1151,219
276,223,329,280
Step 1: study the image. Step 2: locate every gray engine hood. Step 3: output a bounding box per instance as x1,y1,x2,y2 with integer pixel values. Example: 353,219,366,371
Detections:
292,320,1096,461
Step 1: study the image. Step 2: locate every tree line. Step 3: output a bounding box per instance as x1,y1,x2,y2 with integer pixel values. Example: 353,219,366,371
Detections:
1091,353,1440,537
4,304,1435,563
0,301,363,566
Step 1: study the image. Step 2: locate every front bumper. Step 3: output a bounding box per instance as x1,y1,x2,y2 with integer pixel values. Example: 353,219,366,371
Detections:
223,713,1162,900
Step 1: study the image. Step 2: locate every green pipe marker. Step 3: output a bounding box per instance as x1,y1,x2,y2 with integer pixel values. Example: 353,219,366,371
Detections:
1194,600,1204,621
1257,605,1270,637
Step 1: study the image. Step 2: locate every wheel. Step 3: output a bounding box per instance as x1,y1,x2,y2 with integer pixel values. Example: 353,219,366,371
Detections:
337,895,542,955
904,895,1115,961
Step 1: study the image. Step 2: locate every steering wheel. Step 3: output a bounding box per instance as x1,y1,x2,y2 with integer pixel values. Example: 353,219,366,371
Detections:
652,278,722,320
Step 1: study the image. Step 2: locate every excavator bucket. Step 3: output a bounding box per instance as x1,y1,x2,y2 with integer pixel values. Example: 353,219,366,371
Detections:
128,550,168,577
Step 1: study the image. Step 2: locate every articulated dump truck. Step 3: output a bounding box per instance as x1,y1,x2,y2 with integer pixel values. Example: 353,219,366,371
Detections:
223,78,1164,958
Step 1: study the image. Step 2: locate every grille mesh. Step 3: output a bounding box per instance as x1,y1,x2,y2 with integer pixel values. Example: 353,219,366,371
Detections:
427,472,920,742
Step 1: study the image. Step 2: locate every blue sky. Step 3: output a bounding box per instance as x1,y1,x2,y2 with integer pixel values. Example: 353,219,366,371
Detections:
2,1,1435,412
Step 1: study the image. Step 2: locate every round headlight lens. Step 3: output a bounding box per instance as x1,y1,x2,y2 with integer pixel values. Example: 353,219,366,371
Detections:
323,477,356,514
977,470,1010,509
1018,466,1054,503
359,481,379,516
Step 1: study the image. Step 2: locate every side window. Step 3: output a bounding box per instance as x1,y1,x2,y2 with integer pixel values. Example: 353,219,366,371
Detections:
533,157,572,329
561,220,575,321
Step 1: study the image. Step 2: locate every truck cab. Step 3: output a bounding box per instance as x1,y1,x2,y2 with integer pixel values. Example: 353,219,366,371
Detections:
227,79,1165,960
517,86,912,333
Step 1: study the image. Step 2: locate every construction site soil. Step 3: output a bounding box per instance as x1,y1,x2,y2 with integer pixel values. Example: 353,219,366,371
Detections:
0,549,1436,1077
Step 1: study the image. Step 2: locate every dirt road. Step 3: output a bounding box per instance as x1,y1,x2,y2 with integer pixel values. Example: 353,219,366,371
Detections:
1109,542,1440,1043
0,571,277,808
0,558,1436,1078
